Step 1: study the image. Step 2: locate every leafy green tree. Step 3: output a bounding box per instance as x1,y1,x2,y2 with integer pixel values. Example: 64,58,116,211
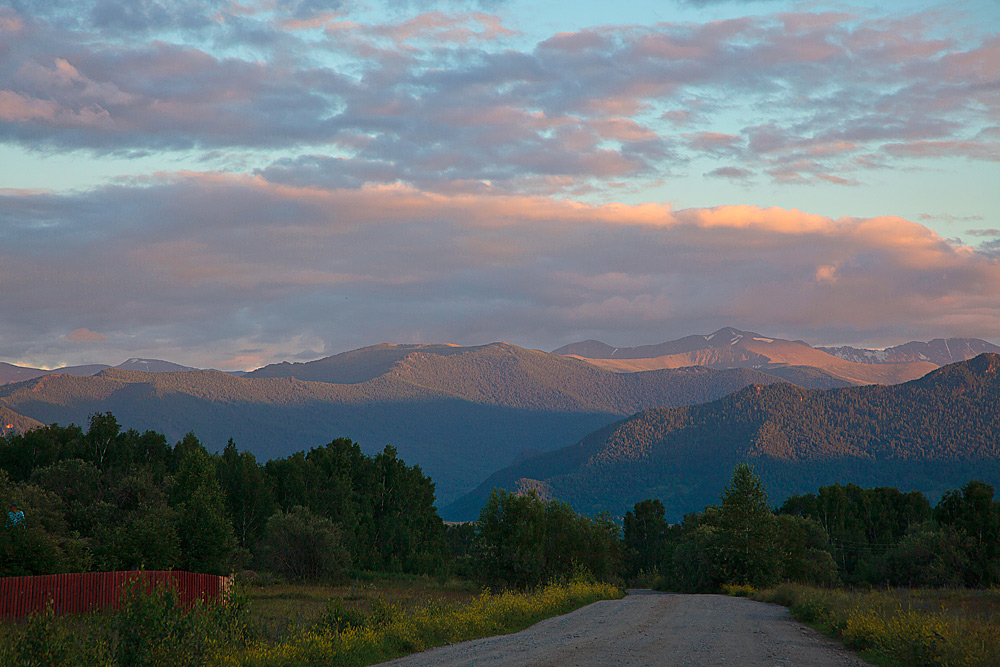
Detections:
882,521,972,587
934,480,1000,586
775,514,837,585
172,441,236,575
0,477,90,576
367,445,446,573
670,518,724,593
623,499,669,578
780,484,931,582
217,439,274,551
255,506,349,581
112,503,181,571
473,489,620,589
474,489,546,589
85,412,124,469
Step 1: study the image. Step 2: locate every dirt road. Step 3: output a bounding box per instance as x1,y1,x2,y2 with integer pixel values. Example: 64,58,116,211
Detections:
376,589,869,667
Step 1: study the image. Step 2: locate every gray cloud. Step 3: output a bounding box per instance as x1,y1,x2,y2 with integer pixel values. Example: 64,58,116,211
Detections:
705,166,752,181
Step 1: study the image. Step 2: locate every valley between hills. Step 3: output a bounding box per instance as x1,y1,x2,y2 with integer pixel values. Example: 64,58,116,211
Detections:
2,328,999,517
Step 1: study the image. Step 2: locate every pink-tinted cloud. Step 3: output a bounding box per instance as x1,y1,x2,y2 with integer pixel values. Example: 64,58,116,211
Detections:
66,328,106,342
1,5,996,192
2,173,998,368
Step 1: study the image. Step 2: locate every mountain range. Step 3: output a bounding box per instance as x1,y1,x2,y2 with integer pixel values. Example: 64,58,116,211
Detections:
816,338,1000,365
0,359,196,385
0,342,792,503
2,329,997,511
552,327,952,385
444,353,1000,521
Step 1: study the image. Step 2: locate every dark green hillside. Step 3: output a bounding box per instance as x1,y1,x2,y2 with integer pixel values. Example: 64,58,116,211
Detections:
0,344,789,504
445,354,1000,521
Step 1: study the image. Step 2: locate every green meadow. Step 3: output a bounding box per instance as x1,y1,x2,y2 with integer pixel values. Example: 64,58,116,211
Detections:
0,576,622,667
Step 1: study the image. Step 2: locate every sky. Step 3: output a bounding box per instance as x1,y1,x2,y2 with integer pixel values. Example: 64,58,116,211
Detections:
1,0,999,371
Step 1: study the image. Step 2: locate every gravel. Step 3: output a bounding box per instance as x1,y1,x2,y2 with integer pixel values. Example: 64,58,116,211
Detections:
375,589,871,667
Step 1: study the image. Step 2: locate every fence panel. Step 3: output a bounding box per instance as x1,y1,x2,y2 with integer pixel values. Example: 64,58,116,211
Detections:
0,570,232,619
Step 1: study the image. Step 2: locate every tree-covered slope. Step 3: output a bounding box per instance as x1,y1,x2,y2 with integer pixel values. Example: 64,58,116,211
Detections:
445,354,1000,521
0,343,790,504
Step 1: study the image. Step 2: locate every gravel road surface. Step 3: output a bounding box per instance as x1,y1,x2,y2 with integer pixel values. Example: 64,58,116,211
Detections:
376,589,870,667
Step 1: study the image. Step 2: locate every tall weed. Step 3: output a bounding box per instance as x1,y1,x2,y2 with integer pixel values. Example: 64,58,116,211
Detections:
751,584,1000,667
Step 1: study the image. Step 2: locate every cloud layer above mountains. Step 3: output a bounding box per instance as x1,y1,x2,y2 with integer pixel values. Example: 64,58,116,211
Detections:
3,174,999,369
1,1,998,368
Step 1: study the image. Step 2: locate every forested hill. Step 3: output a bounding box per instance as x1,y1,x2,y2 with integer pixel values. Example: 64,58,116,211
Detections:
444,354,1000,521
0,406,43,435
0,343,789,504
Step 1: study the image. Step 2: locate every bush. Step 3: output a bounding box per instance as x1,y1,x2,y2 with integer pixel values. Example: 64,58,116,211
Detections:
0,603,108,667
255,506,350,581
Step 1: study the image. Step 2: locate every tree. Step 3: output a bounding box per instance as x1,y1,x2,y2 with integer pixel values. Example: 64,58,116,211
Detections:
934,480,1000,586
473,489,621,590
717,463,780,587
474,489,546,589
217,439,274,551
85,412,123,469
623,499,669,578
172,442,236,575
775,515,837,585
882,521,971,587
255,506,349,581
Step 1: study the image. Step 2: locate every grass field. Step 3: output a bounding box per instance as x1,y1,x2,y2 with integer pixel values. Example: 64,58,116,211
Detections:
245,574,480,643
0,574,622,667
749,584,1000,667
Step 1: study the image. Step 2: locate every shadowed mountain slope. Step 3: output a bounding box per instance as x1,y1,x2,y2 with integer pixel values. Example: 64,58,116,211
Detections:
553,327,937,385
0,406,44,435
0,343,794,504
445,354,1000,521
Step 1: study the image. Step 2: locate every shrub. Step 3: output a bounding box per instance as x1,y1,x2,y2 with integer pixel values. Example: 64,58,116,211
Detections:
255,506,350,581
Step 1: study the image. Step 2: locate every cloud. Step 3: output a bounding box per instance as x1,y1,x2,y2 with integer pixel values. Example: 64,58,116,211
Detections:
0,6,996,192
66,328,106,342
916,214,984,223
705,166,752,181
2,172,998,368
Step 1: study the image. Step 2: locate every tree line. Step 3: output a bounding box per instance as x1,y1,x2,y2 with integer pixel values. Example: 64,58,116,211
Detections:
619,465,1000,591
3,413,998,592
0,414,446,579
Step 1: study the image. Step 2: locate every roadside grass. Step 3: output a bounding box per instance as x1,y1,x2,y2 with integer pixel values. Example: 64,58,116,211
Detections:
0,575,622,667
218,579,624,667
748,583,1000,667
246,574,479,643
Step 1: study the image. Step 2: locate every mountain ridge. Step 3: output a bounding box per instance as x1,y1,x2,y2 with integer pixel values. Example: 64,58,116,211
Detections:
817,338,1000,365
444,353,1000,521
0,358,195,385
0,342,795,504
553,327,942,385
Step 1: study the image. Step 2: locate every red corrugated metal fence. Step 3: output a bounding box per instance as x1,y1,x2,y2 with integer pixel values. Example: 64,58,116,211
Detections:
0,570,233,619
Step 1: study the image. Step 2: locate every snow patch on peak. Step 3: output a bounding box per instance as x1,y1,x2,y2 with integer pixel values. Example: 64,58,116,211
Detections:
753,337,774,343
